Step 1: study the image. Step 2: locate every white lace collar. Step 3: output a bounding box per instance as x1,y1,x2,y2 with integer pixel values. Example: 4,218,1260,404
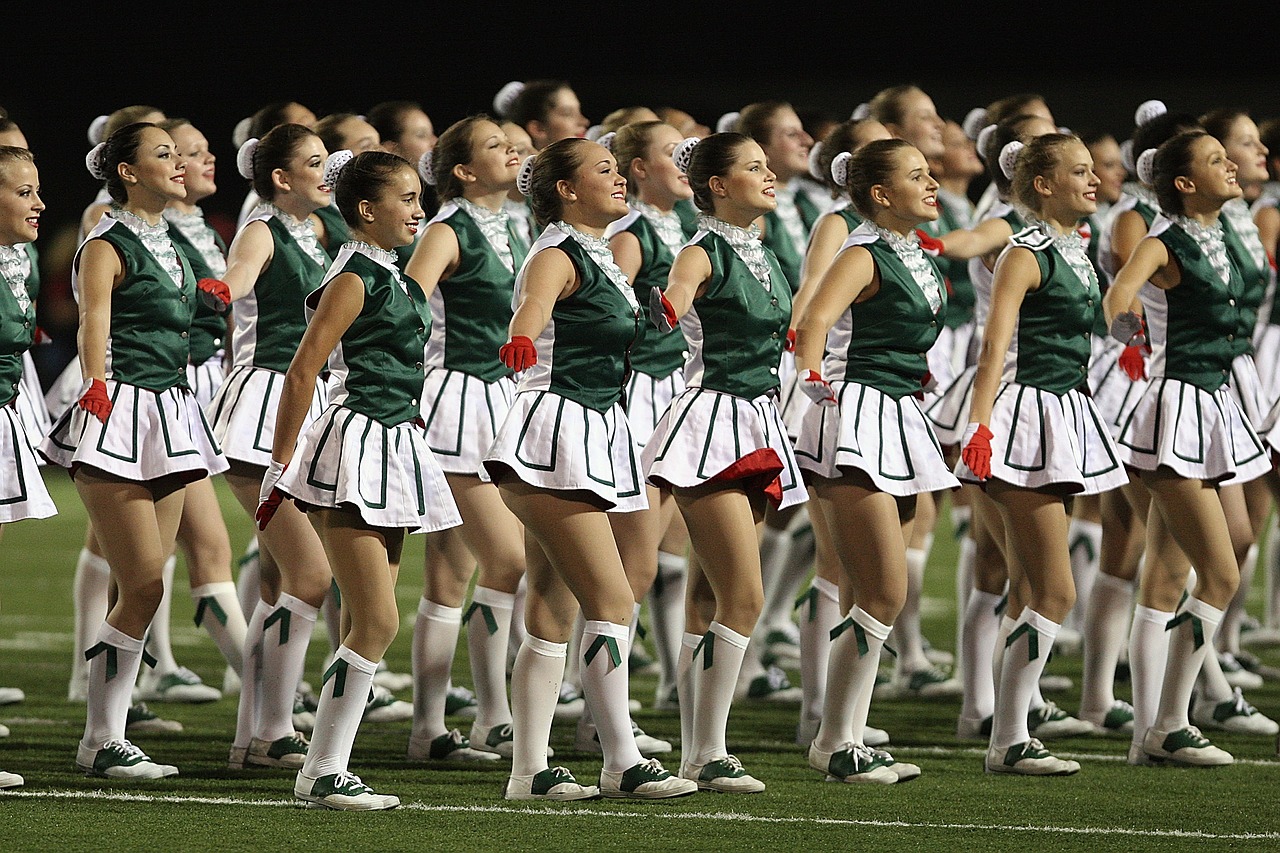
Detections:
163,207,226,277
699,214,772,291
456,198,514,273
869,223,943,312
1221,197,1267,273
0,245,31,312
1027,216,1098,291
108,206,184,289
633,200,685,250
1171,214,1232,288
264,203,327,268
555,221,637,309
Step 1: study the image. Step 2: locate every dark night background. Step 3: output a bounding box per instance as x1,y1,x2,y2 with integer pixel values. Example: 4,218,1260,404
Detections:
3,4,1272,384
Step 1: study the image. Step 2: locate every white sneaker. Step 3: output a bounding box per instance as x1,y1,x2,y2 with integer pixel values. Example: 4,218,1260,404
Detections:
574,718,672,756
1143,725,1233,766
0,724,8,738
1192,687,1279,736
864,725,890,747
125,703,183,734
469,722,554,759
372,660,413,693
1126,741,1160,766
1079,700,1135,735
795,716,820,746
1218,652,1265,690
744,665,803,702
295,770,399,810
0,770,23,788
444,684,479,719
77,738,179,779
868,748,921,782
1028,701,1093,738
407,728,499,762
553,682,585,720
0,687,25,705
504,766,600,801
985,738,1080,775
892,665,963,698
682,754,765,792
363,686,413,722
600,758,697,799
807,741,898,784
221,666,241,697
138,667,221,704
246,732,309,769
956,714,993,741
1051,627,1082,656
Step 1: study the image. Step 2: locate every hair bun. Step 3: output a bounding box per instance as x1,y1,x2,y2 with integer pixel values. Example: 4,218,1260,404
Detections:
596,131,616,152
850,103,870,121
236,138,259,180
715,111,740,134
418,150,436,186
323,149,355,189
515,154,536,197
975,124,997,161
1136,148,1158,185
584,124,604,142
232,117,253,150
807,139,826,181
493,81,525,119
830,151,853,188
1134,99,1167,128
85,142,109,180
1119,138,1135,174
998,140,1024,180
672,137,700,175
87,114,110,146
962,107,989,141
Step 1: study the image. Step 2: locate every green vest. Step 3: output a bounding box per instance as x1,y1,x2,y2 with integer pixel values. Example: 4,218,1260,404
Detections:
827,235,947,399
83,221,196,391
314,205,352,261
320,249,431,426
167,221,228,365
1219,214,1266,356
0,251,35,406
426,204,526,383
922,198,975,328
1153,220,1245,392
686,230,791,398
1006,228,1100,395
674,198,700,238
620,211,688,378
234,215,327,373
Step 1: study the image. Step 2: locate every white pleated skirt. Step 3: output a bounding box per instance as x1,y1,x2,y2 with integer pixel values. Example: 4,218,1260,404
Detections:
955,382,1127,495
186,352,227,413
0,403,56,522
794,380,958,497
642,386,807,510
1116,376,1270,486
14,352,50,459
483,390,647,513
40,380,227,484
625,367,686,449
420,368,514,481
280,405,462,532
925,364,977,447
205,365,327,469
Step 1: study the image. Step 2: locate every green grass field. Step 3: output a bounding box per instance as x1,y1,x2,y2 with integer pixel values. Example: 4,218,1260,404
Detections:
2,471,1279,851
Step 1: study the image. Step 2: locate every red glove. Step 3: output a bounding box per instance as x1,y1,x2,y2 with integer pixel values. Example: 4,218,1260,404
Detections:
785,328,796,353
1076,221,1092,246
916,230,944,257
961,422,993,481
799,370,837,406
649,287,678,333
914,370,938,401
196,278,232,315
255,460,288,531
498,335,537,371
77,378,112,424
32,326,53,346
1118,344,1148,382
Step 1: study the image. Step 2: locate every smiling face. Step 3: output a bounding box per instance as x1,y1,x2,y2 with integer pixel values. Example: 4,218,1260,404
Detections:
122,126,187,203
887,90,945,160
563,141,628,227
761,106,812,182
1086,135,1125,205
463,119,521,194
277,134,331,211
0,158,44,245
872,145,939,231
168,123,216,203
1184,134,1241,205
713,139,776,218
1221,115,1269,186
637,123,693,205
1038,139,1100,221
358,164,424,249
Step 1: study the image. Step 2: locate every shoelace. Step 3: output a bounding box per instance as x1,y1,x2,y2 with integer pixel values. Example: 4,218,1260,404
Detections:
546,766,574,780
103,738,147,761
333,771,369,793
1181,726,1210,745
720,755,746,772
1228,689,1257,716
1023,738,1048,756
637,758,665,775
446,729,466,744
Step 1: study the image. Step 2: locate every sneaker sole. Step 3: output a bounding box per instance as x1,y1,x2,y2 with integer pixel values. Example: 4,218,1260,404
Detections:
296,793,399,810
984,761,1079,776
246,754,306,770
601,781,698,799
696,778,765,793
79,762,179,779
502,781,600,801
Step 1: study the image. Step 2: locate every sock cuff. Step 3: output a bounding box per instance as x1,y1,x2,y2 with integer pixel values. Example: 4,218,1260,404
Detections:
813,576,840,602
656,550,686,574
162,554,177,573
98,622,144,651
418,598,463,622
584,620,629,641
471,586,516,609
1022,609,1061,639
1183,596,1225,626
708,621,750,649
190,581,237,599
1093,572,1134,593
334,644,378,674
1000,614,1019,634
276,592,320,622
524,635,568,658
1134,604,1175,625
681,632,702,650
78,548,111,575
848,605,891,641
969,589,1003,608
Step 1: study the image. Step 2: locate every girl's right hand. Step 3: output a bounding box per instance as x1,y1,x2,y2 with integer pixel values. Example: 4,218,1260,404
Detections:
960,422,993,481
255,460,288,530
77,379,112,424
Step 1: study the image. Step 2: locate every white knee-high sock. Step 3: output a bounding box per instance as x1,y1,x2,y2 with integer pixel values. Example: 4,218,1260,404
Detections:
1079,573,1135,717
648,550,687,704
991,609,1060,750
259,593,318,742
959,589,1002,725
508,575,528,672
70,548,111,699
816,605,891,752
235,537,261,620
1221,543,1257,654
991,612,1017,706
677,632,699,767
303,645,377,778
1156,598,1224,732
510,635,566,778
580,620,641,773
799,576,840,726
691,622,749,765
82,623,144,750
410,599,462,740
762,521,814,634
321,580,342,654
191,582,248,676
1066,519,1103,631
466,587,514,729
1266,516,1280,629
894,540,932,674
1197,635,1234,703
954,534,976,679
233,600,269,750
1129,604,1174,748
147,555,180,674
